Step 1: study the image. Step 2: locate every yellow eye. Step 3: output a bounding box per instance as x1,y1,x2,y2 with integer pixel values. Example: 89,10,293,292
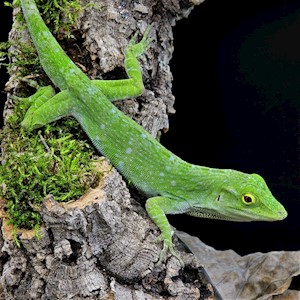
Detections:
242,193,255,205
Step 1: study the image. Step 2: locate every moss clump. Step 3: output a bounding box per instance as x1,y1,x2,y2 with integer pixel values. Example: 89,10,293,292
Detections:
5,0,83,37
36,0,83,36
0,91,101,234
5,42,46,82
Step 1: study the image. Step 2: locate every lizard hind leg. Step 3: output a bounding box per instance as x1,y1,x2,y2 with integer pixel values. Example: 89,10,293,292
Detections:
21,87,73,131
91,25,154,101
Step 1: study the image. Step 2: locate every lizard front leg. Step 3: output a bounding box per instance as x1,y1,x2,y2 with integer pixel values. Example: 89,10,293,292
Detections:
146,196,188,266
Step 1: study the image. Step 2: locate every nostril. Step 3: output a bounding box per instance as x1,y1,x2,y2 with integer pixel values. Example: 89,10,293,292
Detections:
279,209,288,219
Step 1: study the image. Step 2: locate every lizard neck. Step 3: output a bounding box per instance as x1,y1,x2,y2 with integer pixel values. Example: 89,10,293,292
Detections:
156,159,232,200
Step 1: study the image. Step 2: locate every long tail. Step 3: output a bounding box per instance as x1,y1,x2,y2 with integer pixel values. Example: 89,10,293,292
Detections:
20,0,86,90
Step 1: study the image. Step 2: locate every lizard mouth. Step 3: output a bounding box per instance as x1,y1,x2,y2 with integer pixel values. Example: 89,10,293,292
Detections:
185,209,232,221
185,207,263,222
186,207,288,222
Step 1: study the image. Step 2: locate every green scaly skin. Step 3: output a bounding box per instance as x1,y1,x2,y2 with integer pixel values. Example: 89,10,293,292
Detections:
19,0,287,265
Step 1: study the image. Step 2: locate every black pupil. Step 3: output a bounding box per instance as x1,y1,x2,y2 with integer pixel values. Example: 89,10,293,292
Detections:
244,195,252,203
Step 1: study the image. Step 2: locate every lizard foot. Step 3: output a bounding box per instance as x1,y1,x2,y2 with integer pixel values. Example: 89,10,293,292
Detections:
127,25,154,57
152,233,184,267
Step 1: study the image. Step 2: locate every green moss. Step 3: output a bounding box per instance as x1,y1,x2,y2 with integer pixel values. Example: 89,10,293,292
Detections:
17,44,45,79
0,42,10,65
36,0,83,36
7,0,83,36
0,92,101,232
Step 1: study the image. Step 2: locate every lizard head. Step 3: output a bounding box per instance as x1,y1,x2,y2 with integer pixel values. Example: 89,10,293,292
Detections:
186,172,287,222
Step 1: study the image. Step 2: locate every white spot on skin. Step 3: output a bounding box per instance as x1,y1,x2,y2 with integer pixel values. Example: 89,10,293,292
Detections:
126,147,132,154
171,180,176,186
42,31,51,39
141,133,147,139
118,161,124,170
87,87,94,94
166,166,171,171
29,3,36,10
159,172,165,177
100,124,106,129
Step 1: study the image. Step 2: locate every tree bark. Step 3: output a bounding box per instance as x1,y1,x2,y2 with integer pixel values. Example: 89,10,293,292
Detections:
0,0,223,299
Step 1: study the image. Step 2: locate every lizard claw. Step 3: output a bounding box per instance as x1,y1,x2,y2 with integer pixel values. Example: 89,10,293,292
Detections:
151,233,184,267
127,25,154,57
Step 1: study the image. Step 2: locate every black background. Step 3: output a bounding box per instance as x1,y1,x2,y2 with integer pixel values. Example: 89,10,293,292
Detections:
1,1,300,260
164,0,300,257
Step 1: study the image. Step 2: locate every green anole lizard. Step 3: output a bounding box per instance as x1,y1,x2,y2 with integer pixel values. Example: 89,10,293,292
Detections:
19,0,287,265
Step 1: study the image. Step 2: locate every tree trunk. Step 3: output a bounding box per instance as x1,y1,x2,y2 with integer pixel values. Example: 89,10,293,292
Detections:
0,0,222,299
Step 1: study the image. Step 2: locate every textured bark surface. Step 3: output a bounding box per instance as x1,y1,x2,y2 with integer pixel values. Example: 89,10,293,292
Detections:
0,0,223,299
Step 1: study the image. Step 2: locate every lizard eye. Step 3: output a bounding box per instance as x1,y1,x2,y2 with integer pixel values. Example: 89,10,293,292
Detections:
242,193,255,205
